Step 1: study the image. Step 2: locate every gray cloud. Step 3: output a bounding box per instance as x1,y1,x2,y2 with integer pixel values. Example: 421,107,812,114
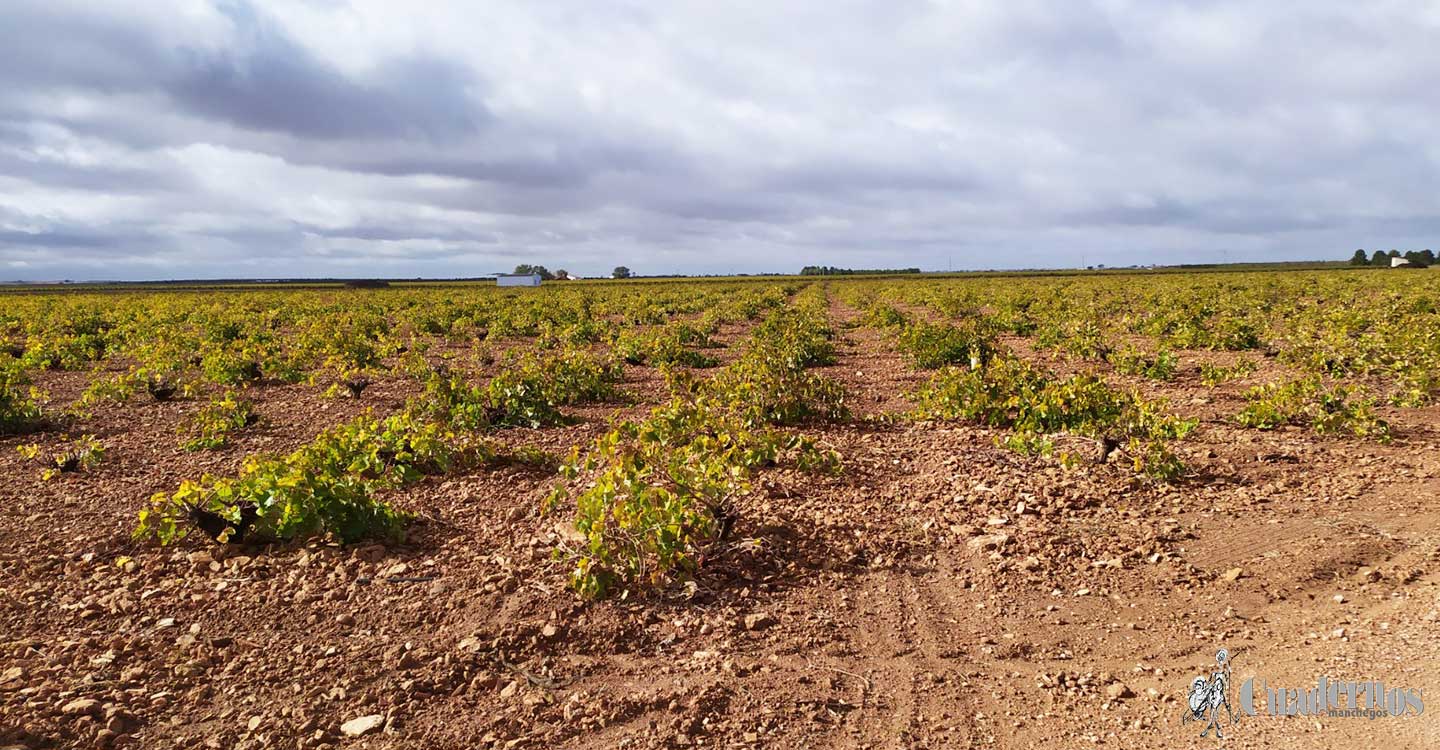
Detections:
1063,195,1334,236
2,0,1439,280
0,228,116,249
168,5,483,141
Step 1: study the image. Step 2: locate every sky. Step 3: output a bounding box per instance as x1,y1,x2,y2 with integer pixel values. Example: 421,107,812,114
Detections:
2,1,1439,281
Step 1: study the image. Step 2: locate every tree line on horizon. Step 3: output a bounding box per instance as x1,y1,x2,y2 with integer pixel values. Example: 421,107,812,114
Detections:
799,266,921,276
1350,249,1433,267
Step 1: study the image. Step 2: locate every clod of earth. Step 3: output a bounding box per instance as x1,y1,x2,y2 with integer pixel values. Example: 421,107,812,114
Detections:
340,714,385,737
744,613,776,631
61,698,102,717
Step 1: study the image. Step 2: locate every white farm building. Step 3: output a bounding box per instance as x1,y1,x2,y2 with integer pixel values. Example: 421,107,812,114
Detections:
496,273,542,287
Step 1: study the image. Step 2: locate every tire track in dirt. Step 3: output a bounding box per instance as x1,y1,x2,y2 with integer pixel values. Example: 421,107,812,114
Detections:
816,290,987,747
835,568,982,749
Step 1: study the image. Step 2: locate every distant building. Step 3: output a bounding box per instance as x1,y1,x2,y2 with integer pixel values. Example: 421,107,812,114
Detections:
1391,257,1415,268
496,273,542,287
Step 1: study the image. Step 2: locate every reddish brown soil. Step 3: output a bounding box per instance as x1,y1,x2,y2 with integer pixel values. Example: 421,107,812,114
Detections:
2,304,1438,750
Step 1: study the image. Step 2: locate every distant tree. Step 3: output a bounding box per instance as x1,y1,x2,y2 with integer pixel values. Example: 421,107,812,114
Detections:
1350,249,1369,266
513,264,555,280
554,269,571,280
612,266,632,279
1423,250,1437,265
1388,250,1401,258
1371,250,1390,266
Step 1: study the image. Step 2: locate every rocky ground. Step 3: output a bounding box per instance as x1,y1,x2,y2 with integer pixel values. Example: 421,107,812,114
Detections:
2,301,1438,749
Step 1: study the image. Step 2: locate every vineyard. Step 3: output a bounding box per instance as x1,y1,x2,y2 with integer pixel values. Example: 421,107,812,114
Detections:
2,270,1437,749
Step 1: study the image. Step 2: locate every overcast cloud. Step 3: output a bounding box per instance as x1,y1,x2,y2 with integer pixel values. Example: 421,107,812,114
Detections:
2,0,1438,280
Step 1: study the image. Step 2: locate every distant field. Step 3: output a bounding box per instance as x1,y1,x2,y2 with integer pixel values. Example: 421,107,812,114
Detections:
0,258,1380,294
